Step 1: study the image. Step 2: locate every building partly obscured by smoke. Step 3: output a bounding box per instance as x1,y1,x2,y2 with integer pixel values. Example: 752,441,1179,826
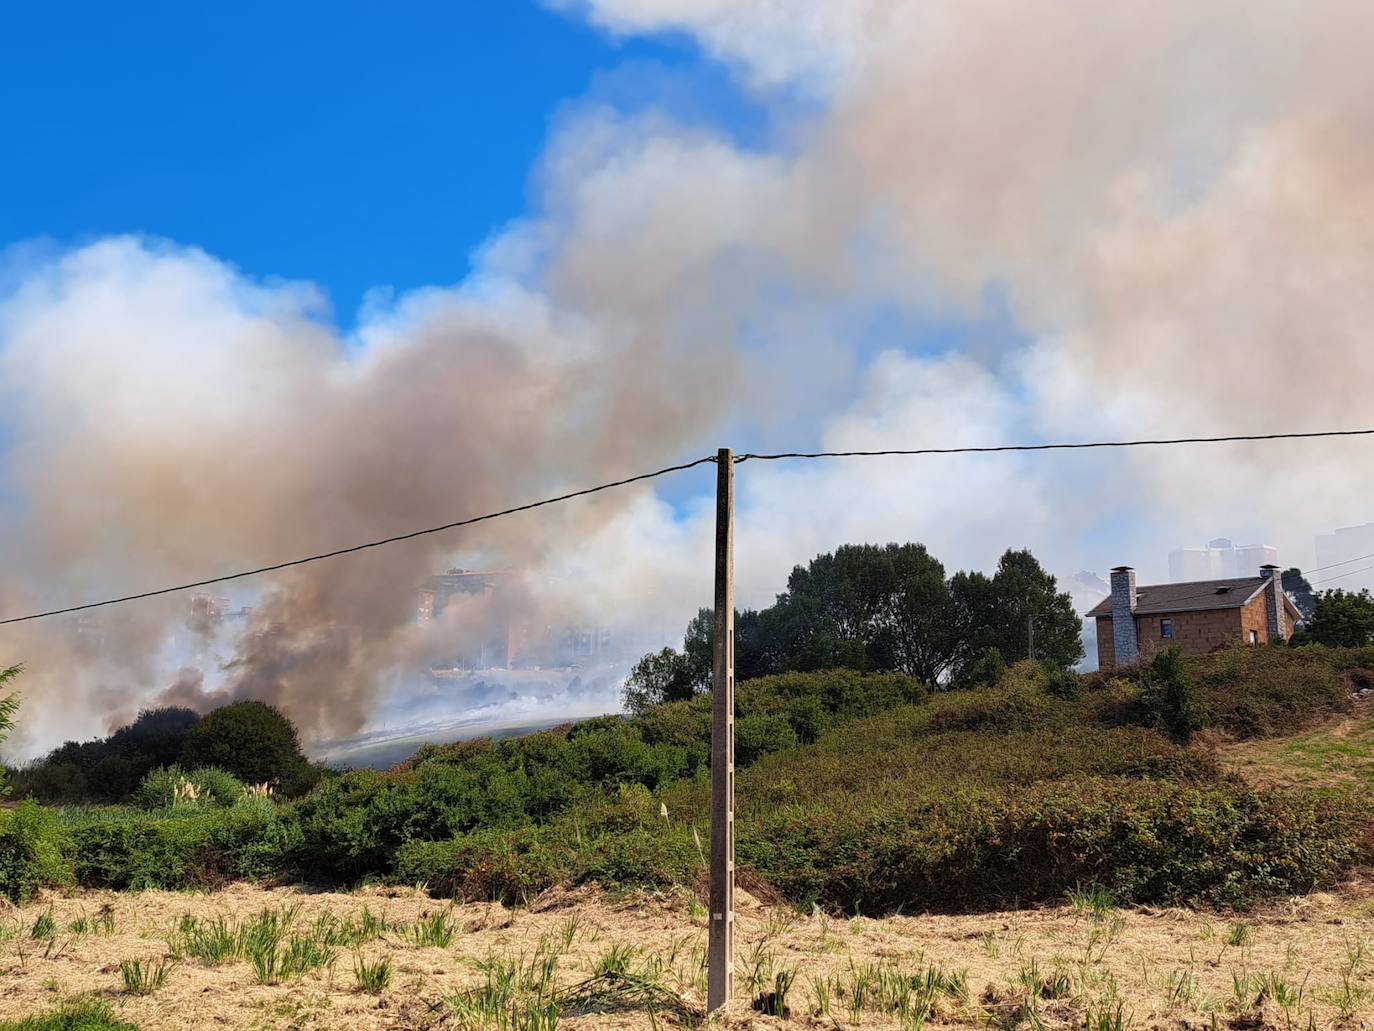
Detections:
417,568,642,677
1168,539,1278,582
1314,523,1374,592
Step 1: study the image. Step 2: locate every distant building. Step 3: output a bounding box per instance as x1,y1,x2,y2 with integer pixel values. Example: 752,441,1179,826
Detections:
417,569,501,624
417,567,640,674
1086,564,1300,670
1315,523,1374,590
1168,538,1278,582
417,569,514,668
188,593,231,625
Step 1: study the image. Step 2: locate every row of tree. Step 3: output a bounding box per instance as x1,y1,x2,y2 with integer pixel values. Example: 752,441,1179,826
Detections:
1293,587,1374,648
14,699,317,803
625,543,1084,711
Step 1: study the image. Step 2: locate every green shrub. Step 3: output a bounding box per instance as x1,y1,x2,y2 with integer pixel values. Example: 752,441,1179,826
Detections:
741,778,1362,913
0,800,72,902
1041,663,1081,701
575,826,700,891
136,766,244,809
968,647,1008,687
395,828,562,902
735,714,798,766
69,798,300,890
1,655,1365,914
1144,647,1204,742
179,701,307,790
9,762,87,804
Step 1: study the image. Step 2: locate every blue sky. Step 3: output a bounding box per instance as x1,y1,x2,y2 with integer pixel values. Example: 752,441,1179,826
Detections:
0,1,754,324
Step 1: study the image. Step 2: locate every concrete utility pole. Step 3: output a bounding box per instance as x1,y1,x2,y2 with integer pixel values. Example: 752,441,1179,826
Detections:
708,447,735,1013
1027,612,1035,661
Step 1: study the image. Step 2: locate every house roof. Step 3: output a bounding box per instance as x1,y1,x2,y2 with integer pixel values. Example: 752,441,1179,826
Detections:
1085,577,1302,619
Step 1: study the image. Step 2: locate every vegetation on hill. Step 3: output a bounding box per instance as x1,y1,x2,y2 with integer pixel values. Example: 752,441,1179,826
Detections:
13,701,320,804
0,644,1368,916
625,544,1083,711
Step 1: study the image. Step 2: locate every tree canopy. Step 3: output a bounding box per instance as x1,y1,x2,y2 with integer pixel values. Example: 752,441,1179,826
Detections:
1282,568,1317,622
179,700,307,786
1300,588,1374,647
623,543,1083,709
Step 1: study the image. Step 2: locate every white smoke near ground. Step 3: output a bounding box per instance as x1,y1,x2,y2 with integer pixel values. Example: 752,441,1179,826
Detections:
4,0,1374,756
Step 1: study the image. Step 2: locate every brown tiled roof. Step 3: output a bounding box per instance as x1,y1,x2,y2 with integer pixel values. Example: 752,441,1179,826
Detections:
1084,577,1270,617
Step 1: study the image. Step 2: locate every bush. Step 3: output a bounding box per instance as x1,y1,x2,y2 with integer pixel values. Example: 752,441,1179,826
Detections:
0,800,72,902
741,776,1363,913
136,766,244,809
1041,663,1081,701
69,799,300,890
576,826,700,891
396,827,563,902
968,647,1008,687
106,707,200,769
15,706,202,806
179,702,307,790
735,714,798,766
1144,647,1204,742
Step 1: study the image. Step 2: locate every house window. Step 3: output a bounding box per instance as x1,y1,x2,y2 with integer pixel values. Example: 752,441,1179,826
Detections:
1160,618,1173,639
1248,629,1259,645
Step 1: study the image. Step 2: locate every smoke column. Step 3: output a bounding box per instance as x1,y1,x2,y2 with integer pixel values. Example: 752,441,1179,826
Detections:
5,0,1374,752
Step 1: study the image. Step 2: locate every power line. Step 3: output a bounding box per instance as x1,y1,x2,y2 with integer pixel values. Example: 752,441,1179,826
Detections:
0,455,720,627
1312,562,1374,589
1303,551,1374,577
4,425,1373,628
1092,557,1374,615
1141,550,1374,608
736,427,1374,462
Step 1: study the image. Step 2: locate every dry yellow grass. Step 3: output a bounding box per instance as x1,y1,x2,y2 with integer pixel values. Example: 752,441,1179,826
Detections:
0,879,1372,1029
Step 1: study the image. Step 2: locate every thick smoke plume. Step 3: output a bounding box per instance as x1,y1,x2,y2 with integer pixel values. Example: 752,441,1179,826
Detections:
5,0,1374,753
0,237,729,754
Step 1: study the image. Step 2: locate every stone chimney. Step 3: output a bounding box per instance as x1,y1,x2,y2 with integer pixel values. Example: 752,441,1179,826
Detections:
1260,564,1286,641
1109,566,1139,665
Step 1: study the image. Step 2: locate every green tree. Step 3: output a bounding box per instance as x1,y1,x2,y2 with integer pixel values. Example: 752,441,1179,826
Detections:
0,665,21,797
986,549,1085,671
773,543,960,683
622,648,699,714
1282,568,1316,622
179,700,306,787
1304,589,1374,647
681,609,714,686
105,706,199,768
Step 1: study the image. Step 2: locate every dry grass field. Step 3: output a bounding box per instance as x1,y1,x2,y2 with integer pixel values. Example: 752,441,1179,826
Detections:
2,877,1374,1029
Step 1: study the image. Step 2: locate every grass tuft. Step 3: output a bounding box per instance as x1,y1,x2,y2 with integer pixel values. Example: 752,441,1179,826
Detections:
353,954,392,994
119,957,172,995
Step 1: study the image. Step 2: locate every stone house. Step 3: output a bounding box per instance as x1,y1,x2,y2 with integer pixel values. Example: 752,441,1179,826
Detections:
1086,564,1301,670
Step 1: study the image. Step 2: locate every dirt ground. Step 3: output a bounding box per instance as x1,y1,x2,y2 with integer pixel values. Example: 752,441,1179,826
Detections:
0,879,1373,1030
